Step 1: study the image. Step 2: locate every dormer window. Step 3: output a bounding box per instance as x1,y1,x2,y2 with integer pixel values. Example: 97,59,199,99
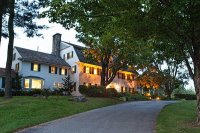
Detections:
71,65,76,73
31,63,40,72
66,51,73,60
15,63,19,72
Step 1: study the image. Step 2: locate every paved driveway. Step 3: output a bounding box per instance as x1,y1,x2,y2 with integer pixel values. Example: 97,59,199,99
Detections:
17,101,176,133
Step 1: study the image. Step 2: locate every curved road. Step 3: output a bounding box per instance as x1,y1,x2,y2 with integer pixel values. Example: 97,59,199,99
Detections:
17,101,176,133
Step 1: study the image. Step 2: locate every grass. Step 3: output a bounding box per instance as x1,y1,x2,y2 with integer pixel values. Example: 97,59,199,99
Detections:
0,96,121,133
156,100,200,133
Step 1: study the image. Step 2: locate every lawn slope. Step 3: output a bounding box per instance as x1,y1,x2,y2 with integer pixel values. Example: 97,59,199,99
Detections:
0,96,121,133
157,100,200,133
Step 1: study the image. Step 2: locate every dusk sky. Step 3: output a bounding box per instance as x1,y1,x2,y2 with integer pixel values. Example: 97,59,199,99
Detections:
0,18,83,68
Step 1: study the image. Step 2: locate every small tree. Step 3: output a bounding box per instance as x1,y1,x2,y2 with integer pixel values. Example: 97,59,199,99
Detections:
62,75,74,96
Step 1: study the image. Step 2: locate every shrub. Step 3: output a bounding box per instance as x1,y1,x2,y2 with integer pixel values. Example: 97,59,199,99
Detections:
105,88,119,97
79,85,88,95
174,94,196,100
120,92,150,101
79,85,119,97
41,88,51,99
79,85,105,97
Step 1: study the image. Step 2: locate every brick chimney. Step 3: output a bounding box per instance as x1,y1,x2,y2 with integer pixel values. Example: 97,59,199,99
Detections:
52,33,61,57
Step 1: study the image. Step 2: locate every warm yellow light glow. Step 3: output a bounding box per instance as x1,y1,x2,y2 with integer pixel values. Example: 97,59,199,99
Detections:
85,83,89,86
86,67,90,74
115,84,120,89
54,82,63,88
145,93,151,97
32,79,42,89
156,97,160,100
94,68,97,75
61,68,65,75
146,84,150,88
51,67,56,73
149,97,152,100
24,79,29,88
33,64,38,71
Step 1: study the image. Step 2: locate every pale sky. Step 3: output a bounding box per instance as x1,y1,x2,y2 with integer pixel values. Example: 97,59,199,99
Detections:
0,18,194,89
0,18,83,68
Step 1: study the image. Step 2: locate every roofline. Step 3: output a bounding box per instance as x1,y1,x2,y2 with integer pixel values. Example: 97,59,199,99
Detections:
61,41,85,49
15,46,51,55
20,59,70,68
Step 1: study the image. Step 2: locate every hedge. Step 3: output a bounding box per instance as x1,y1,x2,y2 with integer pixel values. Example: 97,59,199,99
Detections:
79,85,119,97
174,94,196,100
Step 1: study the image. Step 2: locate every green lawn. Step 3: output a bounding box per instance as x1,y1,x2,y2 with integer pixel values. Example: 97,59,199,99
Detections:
0,96,121,133
156,100,200,133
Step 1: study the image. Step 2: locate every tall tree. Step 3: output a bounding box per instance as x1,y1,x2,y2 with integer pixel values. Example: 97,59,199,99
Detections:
44,0,200,124
1,0,47,98
146,0,200,124
0,0,8,45
44,0,153,87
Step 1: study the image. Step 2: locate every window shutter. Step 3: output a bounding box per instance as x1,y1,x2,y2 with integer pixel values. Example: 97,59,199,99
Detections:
89,67,92,74
97,68,100,75
72,51,73,58
74,66,76,73
132,74,134,80
92,67,94,74
63,54,65,59
55,67,57,74
31,63,33,71
67,53,69,59
83,66,86,73
38,64,41,72
59,68,61,75
65,69,68,75
49,66,51,73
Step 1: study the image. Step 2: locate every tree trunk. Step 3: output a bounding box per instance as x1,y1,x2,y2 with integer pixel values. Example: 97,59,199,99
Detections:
192,43,200,124
193,60,200,125
100,59,106,87
194,68,200,124
5,0,15,98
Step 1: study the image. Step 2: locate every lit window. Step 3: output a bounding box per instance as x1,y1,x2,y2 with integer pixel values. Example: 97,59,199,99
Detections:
86,67,90,74
33,64,38,71
54,82,63,88
32,79,42,89
66,51,73,59
94,68,97,75
15,63,19,72
24,79,30,89
61,68,65,75
51,66,56,73
69,52,73,58
72,66,76,73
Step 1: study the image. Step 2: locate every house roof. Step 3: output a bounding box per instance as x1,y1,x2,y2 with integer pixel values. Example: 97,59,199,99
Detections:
0,68,16,77
60,42,137,74
15,47,70,67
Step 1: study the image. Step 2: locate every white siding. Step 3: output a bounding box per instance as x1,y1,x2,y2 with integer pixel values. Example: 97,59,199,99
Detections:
19,62,67,89
60,43,80,91
12,48,22,72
